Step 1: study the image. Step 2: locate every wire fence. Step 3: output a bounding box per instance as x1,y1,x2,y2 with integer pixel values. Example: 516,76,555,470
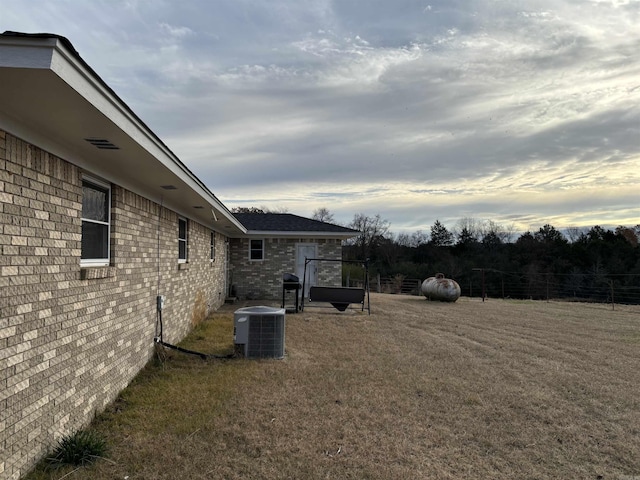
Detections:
345,273,422,295
467,269,640,306
350,271,640,307
376,275,422,295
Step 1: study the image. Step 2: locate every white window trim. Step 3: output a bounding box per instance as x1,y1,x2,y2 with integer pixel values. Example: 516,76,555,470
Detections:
178,217,188,263
80,176,111,267
249,238,265,261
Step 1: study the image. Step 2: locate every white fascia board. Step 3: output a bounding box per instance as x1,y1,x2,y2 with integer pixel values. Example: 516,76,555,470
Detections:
51,43,239,219
0,37,57,68
45,37,242,232
0,35,245,233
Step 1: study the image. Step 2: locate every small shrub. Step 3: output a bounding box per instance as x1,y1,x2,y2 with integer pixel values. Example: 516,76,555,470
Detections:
47,429,107,467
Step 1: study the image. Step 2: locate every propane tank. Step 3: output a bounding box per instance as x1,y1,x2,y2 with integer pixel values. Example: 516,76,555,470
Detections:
421,273,461,302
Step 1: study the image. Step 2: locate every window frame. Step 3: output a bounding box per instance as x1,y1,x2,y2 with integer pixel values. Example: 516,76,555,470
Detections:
178,217,188,263
210,231,215,262
249,238,264,261
80,176,111,267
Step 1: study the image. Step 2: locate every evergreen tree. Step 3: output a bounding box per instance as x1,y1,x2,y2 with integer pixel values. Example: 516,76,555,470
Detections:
430,220,454,247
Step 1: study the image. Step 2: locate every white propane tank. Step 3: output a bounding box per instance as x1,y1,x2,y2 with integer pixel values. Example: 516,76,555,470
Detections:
421,273,461,302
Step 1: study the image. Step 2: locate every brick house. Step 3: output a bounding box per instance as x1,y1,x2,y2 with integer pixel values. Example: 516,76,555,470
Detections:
229,212,358,300
0,32,356,479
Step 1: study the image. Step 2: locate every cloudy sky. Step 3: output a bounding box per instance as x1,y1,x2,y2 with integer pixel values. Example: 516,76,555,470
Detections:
2,0,639,235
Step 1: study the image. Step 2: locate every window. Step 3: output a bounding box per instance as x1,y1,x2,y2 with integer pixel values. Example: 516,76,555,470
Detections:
81,178,110,266
249,239,264,260
210,231,215,261
178,217,188,262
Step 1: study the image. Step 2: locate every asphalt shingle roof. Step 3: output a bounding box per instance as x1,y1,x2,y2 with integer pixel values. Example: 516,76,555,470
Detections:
233,213,358,235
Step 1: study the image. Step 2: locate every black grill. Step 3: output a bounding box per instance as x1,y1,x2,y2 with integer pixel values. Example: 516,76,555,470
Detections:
281,273,301,312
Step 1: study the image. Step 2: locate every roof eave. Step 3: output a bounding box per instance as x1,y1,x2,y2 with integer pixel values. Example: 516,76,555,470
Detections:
240,230,358,238
0,32,247,235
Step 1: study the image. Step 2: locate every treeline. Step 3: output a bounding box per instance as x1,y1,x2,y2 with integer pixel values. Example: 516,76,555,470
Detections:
340,214,640,304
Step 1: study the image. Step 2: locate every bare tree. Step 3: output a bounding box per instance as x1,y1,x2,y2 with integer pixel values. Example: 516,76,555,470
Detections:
231,206,265,213
348,213,391,259
482,220,516,244
501,222,518,244
454,217,482,244
231,205,289,214
395,232,412,247
312,207,335,224
410,230,429,247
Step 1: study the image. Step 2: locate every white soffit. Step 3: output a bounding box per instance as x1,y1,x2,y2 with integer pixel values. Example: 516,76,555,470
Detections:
0,33,245,234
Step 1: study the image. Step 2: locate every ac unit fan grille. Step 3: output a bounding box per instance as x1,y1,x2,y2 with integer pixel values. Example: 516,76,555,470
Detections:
247,314,285,359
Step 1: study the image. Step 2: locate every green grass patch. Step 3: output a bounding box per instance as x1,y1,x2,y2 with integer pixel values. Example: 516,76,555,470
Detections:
47,429,107,467
178,312,237,355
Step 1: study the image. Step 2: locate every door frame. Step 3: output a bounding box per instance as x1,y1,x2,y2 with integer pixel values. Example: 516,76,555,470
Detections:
295,243,318,298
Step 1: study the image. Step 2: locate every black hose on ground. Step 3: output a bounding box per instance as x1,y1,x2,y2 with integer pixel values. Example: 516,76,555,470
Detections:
154,338,235,360
154,301,234,359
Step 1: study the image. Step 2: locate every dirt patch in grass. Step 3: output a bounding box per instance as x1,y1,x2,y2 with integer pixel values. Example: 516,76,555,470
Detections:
26,295,640,479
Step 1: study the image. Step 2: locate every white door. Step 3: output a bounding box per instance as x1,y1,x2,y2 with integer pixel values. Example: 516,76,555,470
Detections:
296,244,317,298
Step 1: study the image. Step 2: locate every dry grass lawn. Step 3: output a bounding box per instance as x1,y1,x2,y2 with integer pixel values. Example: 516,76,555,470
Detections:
27,294,640,479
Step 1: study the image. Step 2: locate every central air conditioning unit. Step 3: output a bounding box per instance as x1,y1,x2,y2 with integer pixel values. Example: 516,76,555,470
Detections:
233,306,286,359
